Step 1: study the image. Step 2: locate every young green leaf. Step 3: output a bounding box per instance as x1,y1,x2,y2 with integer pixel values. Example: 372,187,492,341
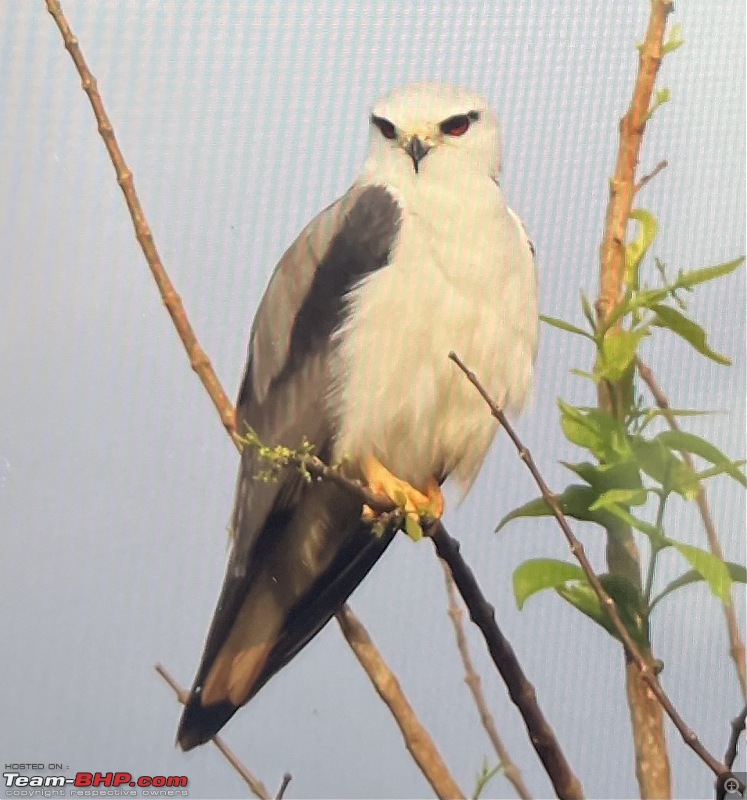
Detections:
496,484,618,532
603,502,668,547
580,290,597,331
595,327,648,382
674,257,744,290
655,430,746,487
630,436,699,499
589,487,648,511
540,314,596,340
668,541,732,604
558,400,631,461
561,459,643,492
650,561,747,612
404,514,423,542
512,558,585,609
662,22,684,55
651,303,732,365
626,209,659,285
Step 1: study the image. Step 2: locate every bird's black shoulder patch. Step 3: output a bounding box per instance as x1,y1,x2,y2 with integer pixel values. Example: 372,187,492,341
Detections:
278,185,402,381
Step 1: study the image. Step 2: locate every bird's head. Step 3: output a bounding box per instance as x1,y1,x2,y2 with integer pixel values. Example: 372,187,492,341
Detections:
365,83,500,182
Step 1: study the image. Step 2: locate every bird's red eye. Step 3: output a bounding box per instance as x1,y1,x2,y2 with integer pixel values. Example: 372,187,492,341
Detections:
440,111,479,137
371,115,397,140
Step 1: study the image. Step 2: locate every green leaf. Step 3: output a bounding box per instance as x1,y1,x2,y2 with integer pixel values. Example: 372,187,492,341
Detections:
695,459,747,484
651,304,732,365
626,209,659,285
580,291,597,331
540,314,595,340
603,502,668,547
596,327,648,382
668,541,732,603
630,436,699,498
569,368,597,382
650,562,747,611
662,22,684,55
656,430,746,487
674,257,744,290
561,459,642,493
589,487,648,511
556,578,650,650
558,400,631,461
512,558,585,609
496,484,618,532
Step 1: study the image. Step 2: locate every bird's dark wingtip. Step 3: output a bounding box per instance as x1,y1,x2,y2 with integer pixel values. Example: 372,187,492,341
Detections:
176,694,240,751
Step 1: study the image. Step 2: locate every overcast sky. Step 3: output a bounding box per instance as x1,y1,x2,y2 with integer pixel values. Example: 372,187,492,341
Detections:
1,2,745,798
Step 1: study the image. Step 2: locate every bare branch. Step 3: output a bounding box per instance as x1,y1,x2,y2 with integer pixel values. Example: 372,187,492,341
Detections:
637,357,747,700
155,665,270,800
441,562,533,800
335,607,465,799
448,350,732,782
725,704,747,770
274,773,292,800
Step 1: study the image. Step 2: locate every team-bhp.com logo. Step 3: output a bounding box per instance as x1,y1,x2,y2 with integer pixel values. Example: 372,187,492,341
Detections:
4,771,188,796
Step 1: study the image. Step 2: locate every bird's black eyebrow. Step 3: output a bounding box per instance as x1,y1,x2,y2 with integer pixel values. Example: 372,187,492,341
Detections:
370,114,397,140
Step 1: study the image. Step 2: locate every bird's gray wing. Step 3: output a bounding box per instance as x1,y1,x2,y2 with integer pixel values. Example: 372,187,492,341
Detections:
177,184,402,749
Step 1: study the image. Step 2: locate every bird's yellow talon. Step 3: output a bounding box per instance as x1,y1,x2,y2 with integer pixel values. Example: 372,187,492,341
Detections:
361,456,444,521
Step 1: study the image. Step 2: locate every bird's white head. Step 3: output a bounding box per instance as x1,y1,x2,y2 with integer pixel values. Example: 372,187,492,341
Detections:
363,83,501,185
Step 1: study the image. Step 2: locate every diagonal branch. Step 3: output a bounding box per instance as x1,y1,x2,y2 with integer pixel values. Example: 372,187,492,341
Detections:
335,606,465,800
448,350,733,783
44,3,461,797
155,665,270,799
441,562,532,800
637,356,747,700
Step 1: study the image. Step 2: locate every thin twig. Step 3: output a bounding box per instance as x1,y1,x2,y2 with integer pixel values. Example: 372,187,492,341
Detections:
441,562,533,800
155,665,270,800
633,159,668,194
637,356,747,700
274,773,292,800
335,606,465,800
448,350,732,782
44,3,462,797
724,704,747,771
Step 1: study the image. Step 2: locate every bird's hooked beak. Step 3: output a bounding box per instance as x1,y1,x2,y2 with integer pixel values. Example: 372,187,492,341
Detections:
405,136,431,173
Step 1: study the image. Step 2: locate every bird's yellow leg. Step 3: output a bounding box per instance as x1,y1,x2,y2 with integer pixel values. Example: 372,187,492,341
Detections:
362,456,444,520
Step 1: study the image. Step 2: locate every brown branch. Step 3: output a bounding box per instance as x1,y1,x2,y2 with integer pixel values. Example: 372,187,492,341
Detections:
155,665,270,800
595,4,675,795
633,159,668,195
637,357,747,700
597,0,674,323
43,3,461,797
335,607,465,800
441,562,533,800
448,350,732,783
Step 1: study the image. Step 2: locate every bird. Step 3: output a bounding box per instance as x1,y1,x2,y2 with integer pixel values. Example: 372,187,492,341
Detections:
177,82,538,750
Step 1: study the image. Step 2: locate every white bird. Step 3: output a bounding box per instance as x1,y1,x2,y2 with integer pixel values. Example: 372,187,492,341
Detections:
178,82,538,749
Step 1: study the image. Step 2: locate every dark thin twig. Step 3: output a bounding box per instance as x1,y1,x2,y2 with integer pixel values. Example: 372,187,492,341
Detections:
274,773,292,800
637,356,747,700
448,350,733,782
633,159,668,194
429,524,584,800
441,562,533,800
155,665,270,800
725,704,747,770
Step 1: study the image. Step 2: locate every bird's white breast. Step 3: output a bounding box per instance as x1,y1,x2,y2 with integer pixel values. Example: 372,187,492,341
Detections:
330,175,537,492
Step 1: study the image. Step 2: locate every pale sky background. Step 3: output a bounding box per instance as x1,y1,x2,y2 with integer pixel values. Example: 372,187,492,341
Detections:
1,2,745,799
